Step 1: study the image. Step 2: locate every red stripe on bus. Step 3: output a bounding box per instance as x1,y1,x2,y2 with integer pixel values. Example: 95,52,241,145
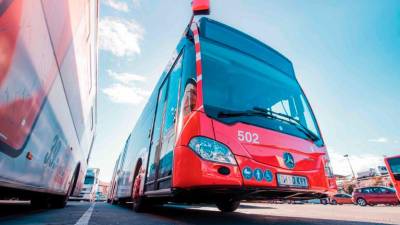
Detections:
196,61,202,75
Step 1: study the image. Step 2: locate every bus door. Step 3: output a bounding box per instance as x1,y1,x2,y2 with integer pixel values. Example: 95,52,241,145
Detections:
146,54,183,191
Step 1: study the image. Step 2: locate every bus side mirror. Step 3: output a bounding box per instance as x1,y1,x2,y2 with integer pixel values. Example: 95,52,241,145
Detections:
192,0,210,15
182,82,197,116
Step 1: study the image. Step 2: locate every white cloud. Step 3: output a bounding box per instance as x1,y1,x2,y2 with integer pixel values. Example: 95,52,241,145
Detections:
103,0,129,12
328,149,385,176
132,0,141,8
102,83,149,104
107,70,146,84
99,17,144,57
368,137,389,143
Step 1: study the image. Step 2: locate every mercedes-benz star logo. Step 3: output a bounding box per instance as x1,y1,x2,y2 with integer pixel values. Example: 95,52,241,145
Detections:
283,152,295,169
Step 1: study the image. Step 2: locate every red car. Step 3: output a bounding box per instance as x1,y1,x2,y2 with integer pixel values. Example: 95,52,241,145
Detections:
352,187,399,206
330,193,353,205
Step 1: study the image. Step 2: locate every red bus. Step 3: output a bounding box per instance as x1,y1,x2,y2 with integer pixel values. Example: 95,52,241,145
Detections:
110,2,336,212
0,0,98,208
385,155,400,200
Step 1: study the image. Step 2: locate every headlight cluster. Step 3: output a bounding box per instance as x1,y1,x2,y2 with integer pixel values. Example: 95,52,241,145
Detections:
188,136,237,165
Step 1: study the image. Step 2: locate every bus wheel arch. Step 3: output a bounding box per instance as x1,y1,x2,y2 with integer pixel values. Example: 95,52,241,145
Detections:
131,158,148,212
131,159,143,198
70,163,81,196
49,164,80,208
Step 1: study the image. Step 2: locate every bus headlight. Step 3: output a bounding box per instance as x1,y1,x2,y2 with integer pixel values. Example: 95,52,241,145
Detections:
188,136,237,165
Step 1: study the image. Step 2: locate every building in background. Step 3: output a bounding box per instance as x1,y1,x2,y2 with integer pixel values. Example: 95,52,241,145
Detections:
96,181,110,201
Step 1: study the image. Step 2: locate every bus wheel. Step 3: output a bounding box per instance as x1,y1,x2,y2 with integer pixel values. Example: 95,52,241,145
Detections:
50,171,77,208
331,200,337,205
216,199,240,212
132,173,148,212
133,197,148,212
31,195,51,209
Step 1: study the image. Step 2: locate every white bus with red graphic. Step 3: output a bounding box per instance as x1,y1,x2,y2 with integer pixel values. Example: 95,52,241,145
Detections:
0,0,98,208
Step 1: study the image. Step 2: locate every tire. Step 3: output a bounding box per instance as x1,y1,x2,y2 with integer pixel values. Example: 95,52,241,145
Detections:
49,194,69,209
50,169,77,209
111,199,118,205
132,196,149,212
357,198,367,207
320,199,328,205
331,200,337,205
216,199,240,212
31,196,51,209
131,169,149,213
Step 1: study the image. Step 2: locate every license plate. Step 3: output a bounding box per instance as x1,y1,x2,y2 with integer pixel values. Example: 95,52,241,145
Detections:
277,174,308,188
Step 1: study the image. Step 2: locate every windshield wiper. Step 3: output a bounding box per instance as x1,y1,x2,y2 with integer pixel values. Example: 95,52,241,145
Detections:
218,110,263,118
252,107,320,142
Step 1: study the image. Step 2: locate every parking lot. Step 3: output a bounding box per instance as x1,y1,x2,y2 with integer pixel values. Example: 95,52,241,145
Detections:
0,201,398,225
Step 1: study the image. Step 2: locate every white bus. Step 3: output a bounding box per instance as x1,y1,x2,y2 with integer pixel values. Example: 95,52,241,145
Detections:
75,168,100,202
0,0,98,208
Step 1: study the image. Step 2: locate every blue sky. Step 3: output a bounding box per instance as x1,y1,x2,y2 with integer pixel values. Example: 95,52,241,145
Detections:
90,0,400,181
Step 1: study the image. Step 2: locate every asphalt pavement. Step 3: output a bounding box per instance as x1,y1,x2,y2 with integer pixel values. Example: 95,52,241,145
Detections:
0,201,398,225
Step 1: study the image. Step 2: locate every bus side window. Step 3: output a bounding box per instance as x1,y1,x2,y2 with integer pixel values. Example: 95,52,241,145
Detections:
180,42,196,103
163,55,183,134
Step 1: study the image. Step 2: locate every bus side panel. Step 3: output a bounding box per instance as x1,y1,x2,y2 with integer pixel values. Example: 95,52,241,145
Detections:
116,96,157,199
0,0,97,196
43,0,98,196
108,155,120,201
0,76,81,195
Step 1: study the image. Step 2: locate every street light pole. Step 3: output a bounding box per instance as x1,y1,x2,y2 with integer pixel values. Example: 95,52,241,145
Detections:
344,154,356,179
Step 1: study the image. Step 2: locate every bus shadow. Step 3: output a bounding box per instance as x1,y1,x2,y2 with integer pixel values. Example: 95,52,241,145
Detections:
0,201,90,222
238,203,276,209
0,201,40,219
146,204,388,225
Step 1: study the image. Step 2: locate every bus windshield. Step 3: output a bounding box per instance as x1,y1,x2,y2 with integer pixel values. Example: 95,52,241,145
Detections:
388,158,400,175
84,176,95,185
201,39,323,145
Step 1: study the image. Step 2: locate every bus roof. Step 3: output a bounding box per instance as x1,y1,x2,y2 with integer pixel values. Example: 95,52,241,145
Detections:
385,155,400,160
198,18,295,78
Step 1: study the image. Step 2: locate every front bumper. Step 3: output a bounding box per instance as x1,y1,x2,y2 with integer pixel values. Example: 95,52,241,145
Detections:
173,145,332,200
70,193,92,201
169,186,327,204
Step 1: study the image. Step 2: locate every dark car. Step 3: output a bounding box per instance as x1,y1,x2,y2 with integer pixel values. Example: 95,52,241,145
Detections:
352,186,399,206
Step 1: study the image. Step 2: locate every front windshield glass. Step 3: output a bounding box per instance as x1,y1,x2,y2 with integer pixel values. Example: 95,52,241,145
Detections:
84,176,94,185
388,157,400,174
201,39,323,145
